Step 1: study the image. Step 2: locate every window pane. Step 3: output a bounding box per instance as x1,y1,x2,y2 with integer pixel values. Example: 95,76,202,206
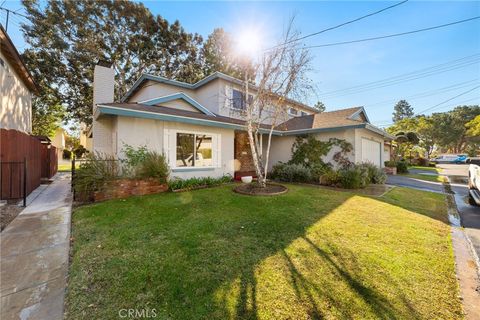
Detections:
232,89,244,110
289,108,298,115
195,135,212,167
176,133,195,167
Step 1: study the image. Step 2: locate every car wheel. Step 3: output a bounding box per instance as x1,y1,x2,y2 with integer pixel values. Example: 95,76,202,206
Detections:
468,192,478,206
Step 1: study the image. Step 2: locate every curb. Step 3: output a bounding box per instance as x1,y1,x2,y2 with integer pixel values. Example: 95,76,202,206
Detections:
443,177,480,272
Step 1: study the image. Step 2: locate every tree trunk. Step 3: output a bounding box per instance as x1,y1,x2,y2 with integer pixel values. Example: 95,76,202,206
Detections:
244,72,265,187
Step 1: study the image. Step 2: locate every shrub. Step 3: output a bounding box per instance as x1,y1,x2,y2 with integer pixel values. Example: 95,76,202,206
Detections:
384,160,397,168
73,153,120,200
415,157,429,167
338,165,369,189
121,144,149,175
135,152,169,183
396,161,409,174
320,168,341,186
168,175,232,191
359,162,387,184
74,145,87,158
63,149,72,160
270,163,312,183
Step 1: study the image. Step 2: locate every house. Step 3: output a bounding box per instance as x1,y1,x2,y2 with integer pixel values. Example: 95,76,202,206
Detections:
92,61,393,179
50,127,67,164
0,25,37,133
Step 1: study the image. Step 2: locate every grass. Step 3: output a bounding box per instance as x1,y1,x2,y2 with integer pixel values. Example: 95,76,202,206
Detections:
58,163,72,172
409,165,442,173
402,173,446,183
66,185,462,319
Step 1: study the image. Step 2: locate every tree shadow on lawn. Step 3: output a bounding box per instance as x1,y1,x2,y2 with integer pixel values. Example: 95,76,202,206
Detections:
68,185,455,319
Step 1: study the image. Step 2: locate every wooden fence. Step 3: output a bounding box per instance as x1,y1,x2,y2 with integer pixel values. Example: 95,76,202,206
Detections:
41,144,57,179
0,128,57,202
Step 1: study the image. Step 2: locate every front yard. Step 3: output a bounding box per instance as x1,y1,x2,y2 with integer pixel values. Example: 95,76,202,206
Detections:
66,185,462,319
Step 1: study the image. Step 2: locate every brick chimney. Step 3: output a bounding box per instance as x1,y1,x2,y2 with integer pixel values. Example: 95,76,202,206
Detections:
92,60,115,155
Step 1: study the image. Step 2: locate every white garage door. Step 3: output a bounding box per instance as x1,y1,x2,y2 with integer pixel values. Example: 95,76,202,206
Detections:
361,138,381,166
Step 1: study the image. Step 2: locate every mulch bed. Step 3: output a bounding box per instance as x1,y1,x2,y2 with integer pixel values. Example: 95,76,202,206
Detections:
234,183,288,196
0,204,23,231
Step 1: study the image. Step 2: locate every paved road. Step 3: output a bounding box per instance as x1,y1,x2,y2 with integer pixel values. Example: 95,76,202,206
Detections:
1,173,72,320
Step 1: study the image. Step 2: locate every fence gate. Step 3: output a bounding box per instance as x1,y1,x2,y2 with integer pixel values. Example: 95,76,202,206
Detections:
0,159,27,206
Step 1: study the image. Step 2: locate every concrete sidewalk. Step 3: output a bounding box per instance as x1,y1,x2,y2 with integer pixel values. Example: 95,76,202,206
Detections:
1,173,72,320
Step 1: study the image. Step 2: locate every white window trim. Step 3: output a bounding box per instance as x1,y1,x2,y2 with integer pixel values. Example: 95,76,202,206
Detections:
165,129,221,170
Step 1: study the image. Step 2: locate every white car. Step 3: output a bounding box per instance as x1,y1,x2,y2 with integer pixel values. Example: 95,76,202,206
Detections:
468,159,480,206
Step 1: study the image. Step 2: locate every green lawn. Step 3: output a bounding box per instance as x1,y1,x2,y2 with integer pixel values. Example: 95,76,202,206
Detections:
58,163,72,172
409,165,442,173
66,185,462,319
402,173,446,183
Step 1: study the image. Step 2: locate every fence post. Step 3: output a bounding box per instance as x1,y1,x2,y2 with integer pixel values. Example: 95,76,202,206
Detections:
23,157,27,207
71,156,75,200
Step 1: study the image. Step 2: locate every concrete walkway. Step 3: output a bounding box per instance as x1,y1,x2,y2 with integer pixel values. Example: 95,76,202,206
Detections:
1,173,72,320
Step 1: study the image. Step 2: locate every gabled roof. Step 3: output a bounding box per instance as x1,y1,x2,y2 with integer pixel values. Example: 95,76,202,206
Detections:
139,92,216,116
121,71,318,113
95,103,393,139
0,25,38,93
276,107,368,131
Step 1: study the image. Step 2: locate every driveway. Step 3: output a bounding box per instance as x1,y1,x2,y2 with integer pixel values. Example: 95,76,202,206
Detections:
1,173,72,320
386,174,444,193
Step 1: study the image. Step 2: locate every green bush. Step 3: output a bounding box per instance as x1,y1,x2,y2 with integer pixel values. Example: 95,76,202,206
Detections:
359,162,387,184
63,149,72,160
168,175,232,191
121,144,149,175
338,165,369,189
73,153,120,199
396,161,409,174
270,163,312,183
136,152,169,183
320,168,341,186
384,160,397,168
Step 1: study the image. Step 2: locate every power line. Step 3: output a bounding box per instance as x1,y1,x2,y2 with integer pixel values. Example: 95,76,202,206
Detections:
268,0,409,50
364,79,480,108
303,16,480,50
416,85,480,114
318,54,480,98
374,96,480,127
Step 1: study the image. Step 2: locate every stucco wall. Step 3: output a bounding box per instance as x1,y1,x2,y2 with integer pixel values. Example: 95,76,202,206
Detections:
113,116,235,179
0,51,32,133
128,78,313,125
264,128,388,170
264,129,356,171
129,81,197,102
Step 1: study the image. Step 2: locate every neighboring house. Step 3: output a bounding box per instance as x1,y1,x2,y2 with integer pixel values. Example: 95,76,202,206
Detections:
50,127,66,163
92,61,393,179
79,123,93,153
0,25,37,133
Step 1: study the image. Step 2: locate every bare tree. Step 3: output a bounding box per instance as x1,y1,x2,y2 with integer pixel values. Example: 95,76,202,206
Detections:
241,19,313,188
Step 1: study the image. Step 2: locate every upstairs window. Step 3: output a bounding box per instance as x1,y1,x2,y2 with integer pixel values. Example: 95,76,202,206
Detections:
232,89,253,110
288,108,298,116
301,111,308,116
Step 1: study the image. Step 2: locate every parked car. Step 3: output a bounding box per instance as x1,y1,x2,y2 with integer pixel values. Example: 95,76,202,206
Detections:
431,154,467,164
468,159,480,206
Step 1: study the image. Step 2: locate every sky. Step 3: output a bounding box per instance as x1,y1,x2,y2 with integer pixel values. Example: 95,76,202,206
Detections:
1,0,479,127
